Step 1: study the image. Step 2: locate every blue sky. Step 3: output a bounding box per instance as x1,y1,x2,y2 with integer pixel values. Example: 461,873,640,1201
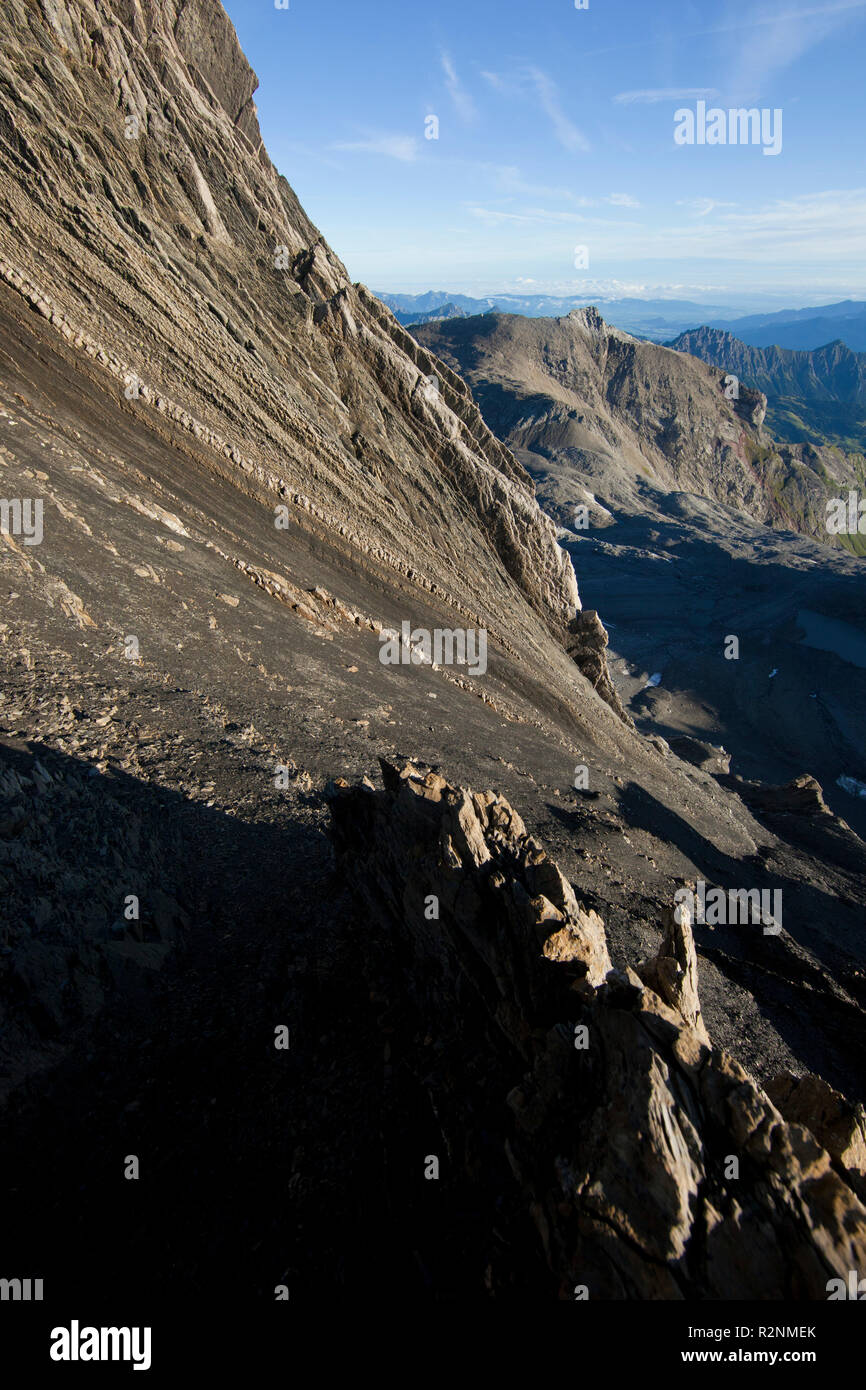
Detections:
223,0,866,308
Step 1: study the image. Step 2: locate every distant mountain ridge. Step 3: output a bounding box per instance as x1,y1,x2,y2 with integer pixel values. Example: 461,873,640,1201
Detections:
377,290,735,341
711,299,866,351
393,301,471,327
381,291,866,352
668,326,866,453
413,308,866,553
722,298,866,329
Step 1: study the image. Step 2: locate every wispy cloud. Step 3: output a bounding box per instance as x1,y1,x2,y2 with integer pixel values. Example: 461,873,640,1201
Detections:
643,188,866,262
482,164,638,207
677,197,739,217
480,69,508,92
482,67,590,151
574,0,866,64
703,187,866,247
463,188,866,273
490,163,582,200
441,51,477,123
528,66,590,152
467,204,642,229
725,0,866,98
332,134,418,162
614,88,719,105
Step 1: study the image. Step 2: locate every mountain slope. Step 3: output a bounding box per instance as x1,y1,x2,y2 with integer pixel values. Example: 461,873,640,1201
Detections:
0,0,781,1107
1,0,865,1307
0,0,581,649
414,307,865,545
413,306,866,845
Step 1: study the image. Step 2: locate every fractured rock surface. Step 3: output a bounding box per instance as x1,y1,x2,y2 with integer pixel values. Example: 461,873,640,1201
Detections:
328,761,866,1298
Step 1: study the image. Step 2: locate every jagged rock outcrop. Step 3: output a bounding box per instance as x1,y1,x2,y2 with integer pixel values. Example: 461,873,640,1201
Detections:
668,734,731,775
566,610,633,726
636,900,710,1046
736,773,832,817
766,1072,866,1184
328,760,866,1298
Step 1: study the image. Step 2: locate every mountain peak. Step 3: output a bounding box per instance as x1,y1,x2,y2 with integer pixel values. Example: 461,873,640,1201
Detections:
566,304,638,344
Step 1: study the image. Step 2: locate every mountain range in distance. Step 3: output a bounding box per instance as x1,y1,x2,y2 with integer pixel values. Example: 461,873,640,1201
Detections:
411,306,866,555
668,326,866,456
379,289,735,339
391,291,866,456
379,290,866,352
723,299,866,351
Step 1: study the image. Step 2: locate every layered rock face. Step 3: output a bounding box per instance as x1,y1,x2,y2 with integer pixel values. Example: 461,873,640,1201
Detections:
329,761,866,1298
0,0,578,652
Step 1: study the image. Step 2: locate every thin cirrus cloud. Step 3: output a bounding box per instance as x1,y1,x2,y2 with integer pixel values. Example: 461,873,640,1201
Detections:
725,0,866,98
707,188,866,245
615,189,866,262
331,133,419,162
528,67,590,152
677,197,739,217
482,67,590,152
441,51,477,123
460,189,866,274
485,164,640,207
614,88,719,105
467,205,643,229
480,70,508,92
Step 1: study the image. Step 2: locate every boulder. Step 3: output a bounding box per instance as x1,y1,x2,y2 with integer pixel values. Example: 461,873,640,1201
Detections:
669,735,731,775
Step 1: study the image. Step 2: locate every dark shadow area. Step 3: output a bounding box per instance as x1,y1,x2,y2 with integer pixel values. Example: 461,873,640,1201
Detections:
569,518,866,841
0,738,510,1304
